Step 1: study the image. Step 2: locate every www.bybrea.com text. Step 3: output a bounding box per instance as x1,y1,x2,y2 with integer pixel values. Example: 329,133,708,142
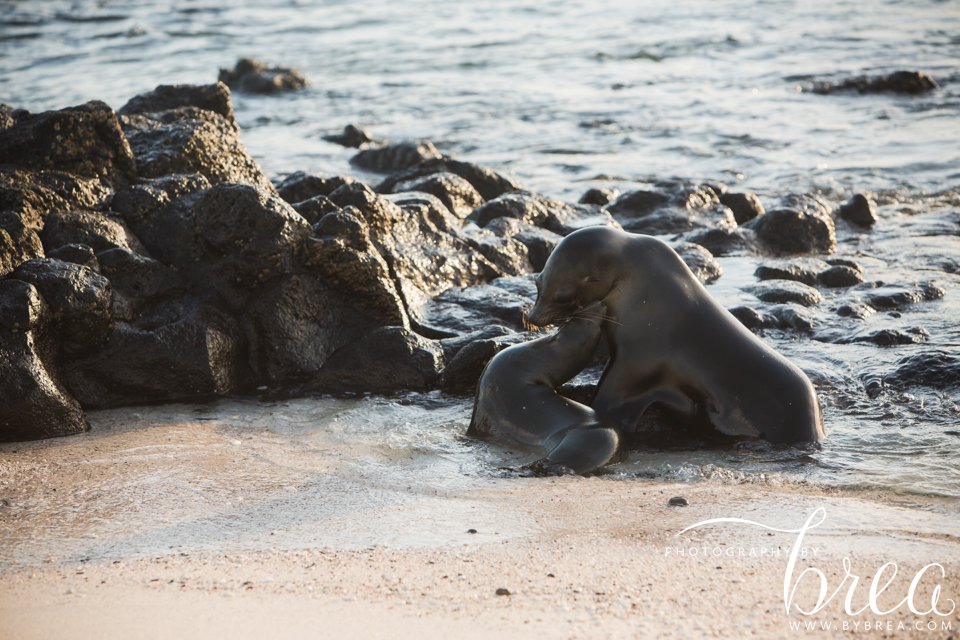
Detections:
788,619,953,633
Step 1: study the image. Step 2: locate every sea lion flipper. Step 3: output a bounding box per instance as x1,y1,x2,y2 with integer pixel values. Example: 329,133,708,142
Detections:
599,387,698,433
542,426,620,474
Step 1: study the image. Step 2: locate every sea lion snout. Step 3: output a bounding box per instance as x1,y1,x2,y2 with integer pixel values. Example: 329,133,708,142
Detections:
525,300,570,328
524,303,551,328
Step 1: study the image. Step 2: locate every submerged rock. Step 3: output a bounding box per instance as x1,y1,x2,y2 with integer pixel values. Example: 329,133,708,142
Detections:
323,124,378,148
746,280,822,307
884,350,960,390
218,58,308,94
755,258,830,286
838,193,877,227
862,283,944,311
811,70,938,95
843,328,928,347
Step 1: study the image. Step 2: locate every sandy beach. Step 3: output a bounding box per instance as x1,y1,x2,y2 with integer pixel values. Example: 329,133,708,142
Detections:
2,405,957,639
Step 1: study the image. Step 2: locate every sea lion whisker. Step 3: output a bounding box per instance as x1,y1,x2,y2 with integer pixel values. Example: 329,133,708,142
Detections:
573,311,623,326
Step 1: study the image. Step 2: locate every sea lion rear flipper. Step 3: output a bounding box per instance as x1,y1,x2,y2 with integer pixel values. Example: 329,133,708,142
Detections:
542,426,620,474
599,387,697,433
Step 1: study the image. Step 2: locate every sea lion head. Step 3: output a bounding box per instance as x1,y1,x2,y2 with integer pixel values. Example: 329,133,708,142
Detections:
526,226,624,327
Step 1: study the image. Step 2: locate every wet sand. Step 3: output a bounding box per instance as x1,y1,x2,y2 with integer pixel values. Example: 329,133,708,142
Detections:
1,403,958,638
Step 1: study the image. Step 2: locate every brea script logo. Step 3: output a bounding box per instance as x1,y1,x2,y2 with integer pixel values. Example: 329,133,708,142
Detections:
675,507,956,618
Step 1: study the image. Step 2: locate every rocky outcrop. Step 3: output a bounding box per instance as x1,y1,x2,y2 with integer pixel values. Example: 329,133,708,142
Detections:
377,157,521,201
119,82,235,122
311,327,445,393
0,279,89,441
329,184,499,329
0,101,136,188
608,183,735,235
41,209,147,254
274,172,357,204
64,299,246,408
383,171,483,218
351,141,442,173
0,216,43,278
12,258,113,357
468,191,618,235
120,84,275,193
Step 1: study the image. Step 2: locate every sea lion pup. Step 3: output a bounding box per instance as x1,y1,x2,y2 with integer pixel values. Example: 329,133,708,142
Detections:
467,302,620,474
526,227,825,444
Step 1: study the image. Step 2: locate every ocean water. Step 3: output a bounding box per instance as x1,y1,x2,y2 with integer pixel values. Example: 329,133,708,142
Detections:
1,0,958,498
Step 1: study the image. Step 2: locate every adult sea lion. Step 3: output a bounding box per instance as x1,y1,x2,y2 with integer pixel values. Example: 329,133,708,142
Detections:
467,302,620,474
526,227,824,444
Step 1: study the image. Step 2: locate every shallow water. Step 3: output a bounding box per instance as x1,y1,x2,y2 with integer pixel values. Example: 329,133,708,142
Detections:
1,1,958,498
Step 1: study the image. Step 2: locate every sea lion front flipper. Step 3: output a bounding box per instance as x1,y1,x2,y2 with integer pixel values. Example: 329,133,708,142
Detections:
541,426,620,474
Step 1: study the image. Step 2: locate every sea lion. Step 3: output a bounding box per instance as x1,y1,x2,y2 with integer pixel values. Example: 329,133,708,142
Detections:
467,302,620,474
526,227,824,444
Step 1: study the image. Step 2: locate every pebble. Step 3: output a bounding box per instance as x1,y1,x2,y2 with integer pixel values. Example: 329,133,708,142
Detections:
467,528,477,534
668,496,689,507
496,587,511,596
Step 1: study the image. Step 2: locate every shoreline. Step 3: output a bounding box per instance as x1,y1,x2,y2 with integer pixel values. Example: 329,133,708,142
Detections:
2,407,958,638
